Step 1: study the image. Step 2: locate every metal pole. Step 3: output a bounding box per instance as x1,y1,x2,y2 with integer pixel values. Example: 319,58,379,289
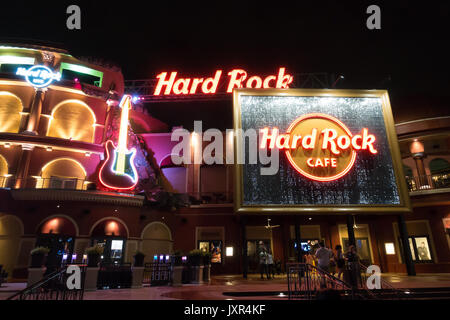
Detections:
398,214,416,276
346,215,356,247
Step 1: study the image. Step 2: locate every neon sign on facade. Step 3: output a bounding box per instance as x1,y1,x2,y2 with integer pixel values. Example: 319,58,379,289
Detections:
16,65,61,88
99,95,139,190
154,67,293,95
260,113,378,182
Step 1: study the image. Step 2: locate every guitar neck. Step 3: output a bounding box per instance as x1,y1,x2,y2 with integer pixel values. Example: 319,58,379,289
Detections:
117,96,131,152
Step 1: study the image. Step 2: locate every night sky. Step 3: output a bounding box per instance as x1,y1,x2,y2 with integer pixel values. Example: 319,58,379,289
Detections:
1,1,449,130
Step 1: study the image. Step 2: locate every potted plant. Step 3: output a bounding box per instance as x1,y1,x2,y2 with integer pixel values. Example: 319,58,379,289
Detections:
27,247,50,287
30,247,50,268
133,250,145,267
202,251,212,283
171,250,184,287
131,250,146,289
84,245,104,291
85,245,104,267
188,249,204,284
172,250,183,266
188,249,204,266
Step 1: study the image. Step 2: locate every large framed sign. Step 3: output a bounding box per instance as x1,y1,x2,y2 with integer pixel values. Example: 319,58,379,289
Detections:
233,89,411,214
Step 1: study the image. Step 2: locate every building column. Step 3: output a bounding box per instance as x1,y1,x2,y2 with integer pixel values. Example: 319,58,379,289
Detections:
410,140,428,188
413,155,428,187
346,215,356,247
398,214,416,276
23,88,46,135
241,216,248,279
14,145,34,188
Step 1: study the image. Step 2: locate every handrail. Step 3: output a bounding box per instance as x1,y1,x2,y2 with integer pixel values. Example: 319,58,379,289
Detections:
287,263,355,300
286,262,410,300
7,265,86,300
358,262,410,299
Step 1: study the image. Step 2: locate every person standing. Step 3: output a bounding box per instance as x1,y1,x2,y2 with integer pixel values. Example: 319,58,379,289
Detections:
258,241,269,280
334,245,345,280
345,245,361,288
315,242,333,288
314,242,333,273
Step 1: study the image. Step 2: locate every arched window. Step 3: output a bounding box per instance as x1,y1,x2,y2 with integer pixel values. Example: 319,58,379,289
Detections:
403,165,413,177
47,100,96,143
429,158,450,175
0,154,8,187
0,215,23,279
38,158,87,190
141,222,173,262
429,158,450,189
0,92,23,133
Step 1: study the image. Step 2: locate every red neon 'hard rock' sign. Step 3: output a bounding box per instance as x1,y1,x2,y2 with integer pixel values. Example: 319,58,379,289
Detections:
260,113,378,182
154,68,293,95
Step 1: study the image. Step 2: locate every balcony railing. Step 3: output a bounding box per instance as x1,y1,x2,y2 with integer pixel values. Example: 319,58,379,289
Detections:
0,177,94,191
406,173,450,192
188,192,233,205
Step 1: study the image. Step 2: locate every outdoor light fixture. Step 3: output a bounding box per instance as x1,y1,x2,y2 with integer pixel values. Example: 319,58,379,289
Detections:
159,255,164,261
226,247,234,257
385,243,396,255
153,255,158,261
71,254,77,262
165,255,170,261
82,254,87,263
62,254,68,261
182,256,187,262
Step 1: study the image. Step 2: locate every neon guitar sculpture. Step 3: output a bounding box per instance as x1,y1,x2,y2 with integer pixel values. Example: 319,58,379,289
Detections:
99,95,138,190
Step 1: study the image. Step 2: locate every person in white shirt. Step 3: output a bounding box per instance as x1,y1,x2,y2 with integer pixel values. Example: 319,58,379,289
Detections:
315,242,333,273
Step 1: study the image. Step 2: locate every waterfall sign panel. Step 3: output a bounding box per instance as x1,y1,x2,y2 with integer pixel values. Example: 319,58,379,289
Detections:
233,89,411,214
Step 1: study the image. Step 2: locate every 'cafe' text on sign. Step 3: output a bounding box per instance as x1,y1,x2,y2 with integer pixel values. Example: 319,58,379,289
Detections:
154,68,293,95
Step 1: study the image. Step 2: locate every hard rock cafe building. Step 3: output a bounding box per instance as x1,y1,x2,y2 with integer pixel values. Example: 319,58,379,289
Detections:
0,43,449,281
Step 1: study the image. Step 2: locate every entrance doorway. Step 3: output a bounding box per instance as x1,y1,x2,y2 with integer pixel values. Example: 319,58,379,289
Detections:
36,216,77,273
36,234,75,272
91,219,128,265
343,238,372,265
91,237,126,264
247,239,271,272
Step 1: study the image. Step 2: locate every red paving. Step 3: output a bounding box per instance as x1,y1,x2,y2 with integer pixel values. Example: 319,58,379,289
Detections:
2,273,450,300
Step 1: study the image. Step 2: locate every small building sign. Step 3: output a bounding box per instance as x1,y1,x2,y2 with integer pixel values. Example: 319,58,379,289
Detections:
16,65,61,88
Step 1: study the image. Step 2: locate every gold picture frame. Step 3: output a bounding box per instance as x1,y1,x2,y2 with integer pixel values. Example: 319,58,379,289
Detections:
233,88,411,215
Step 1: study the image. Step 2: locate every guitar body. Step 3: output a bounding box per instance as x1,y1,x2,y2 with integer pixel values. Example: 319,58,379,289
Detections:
99,140,138,190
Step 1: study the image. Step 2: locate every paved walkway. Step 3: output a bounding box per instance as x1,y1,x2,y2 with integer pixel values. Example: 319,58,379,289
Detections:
1,273,450,300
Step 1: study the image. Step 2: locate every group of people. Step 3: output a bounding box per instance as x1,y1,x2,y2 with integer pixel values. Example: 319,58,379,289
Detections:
257,240,361,286
258,241,276,279
307,242,361,287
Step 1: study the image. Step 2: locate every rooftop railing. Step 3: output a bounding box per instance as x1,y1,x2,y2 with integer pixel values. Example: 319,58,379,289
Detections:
0,176,94,191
